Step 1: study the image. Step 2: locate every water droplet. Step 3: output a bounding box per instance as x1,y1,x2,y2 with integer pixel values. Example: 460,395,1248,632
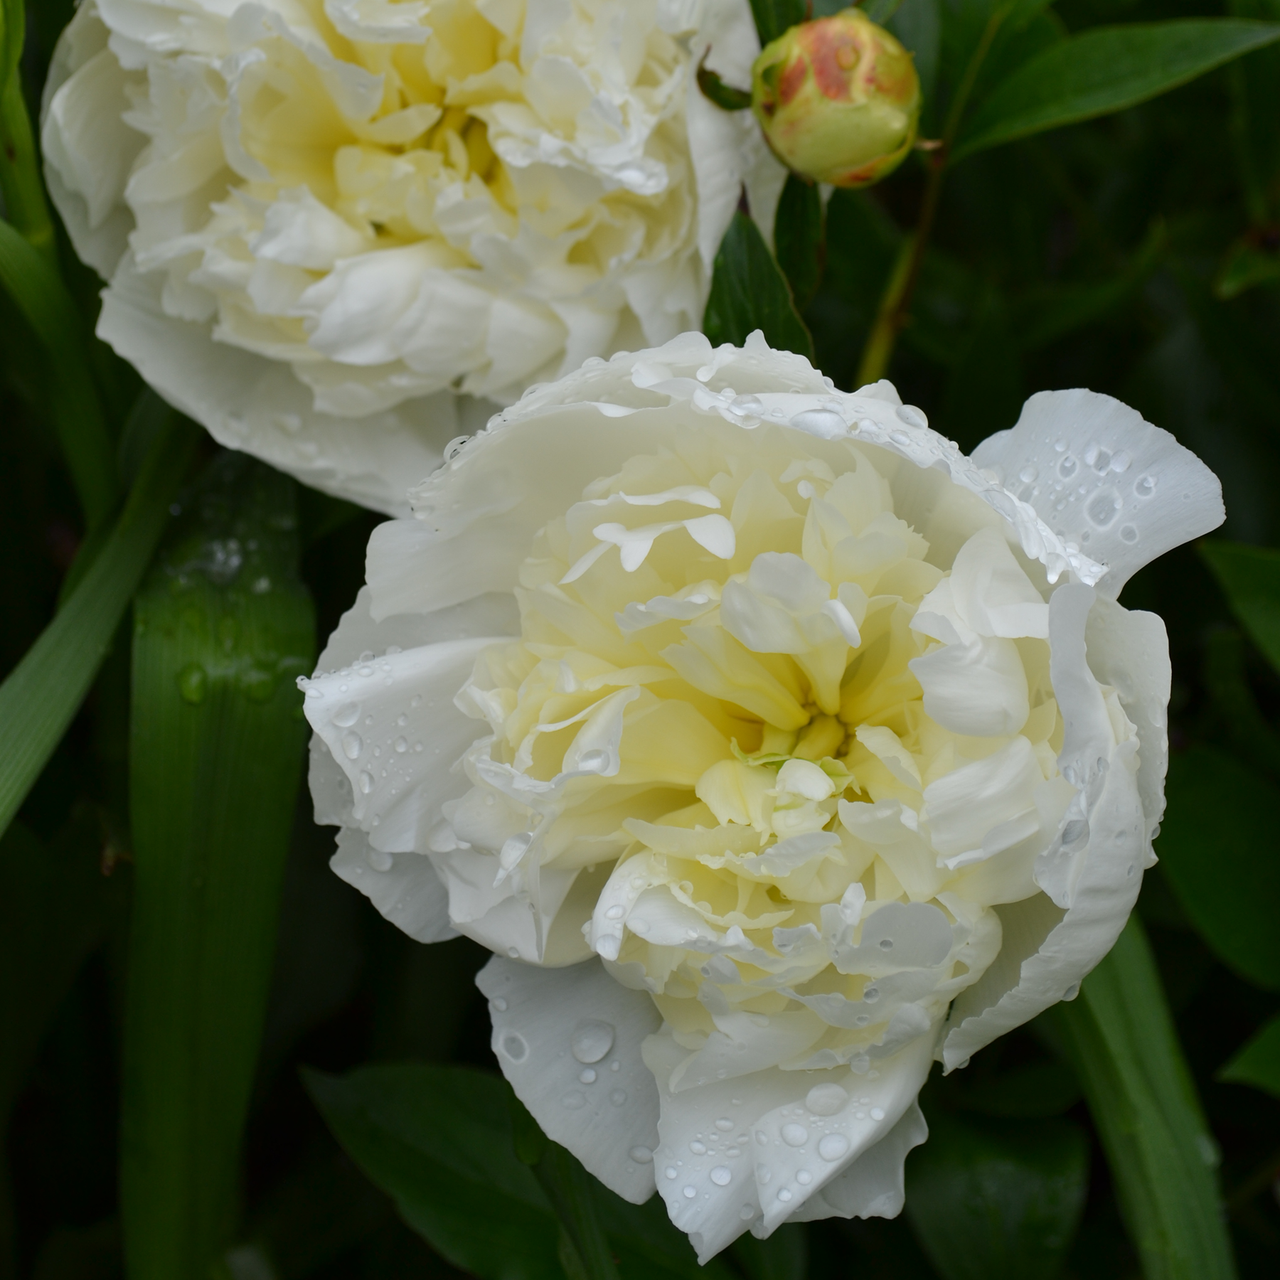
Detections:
630,1146,654,1163
682,1185,697,1199
358,771,373,794
610,1090,627,1107
1018,464,1038,484
878,937,894,951
571,1020,615,1064
367,847,393,872
579,1068,596,1084
790,408,846,439
731,394,764,415
507,946,519,958
605,904,625,920
1086,491,1119,528
863,986,879,1004
851,1055,870,1074
341,731,363,759
1119,524,1138,544
665,1166,678,1180
710,1166,732,1186
1058,455,1078,478
394,736,408,753
177,663,207,704
578,748,610,773
870,1107,885,1121
1062,819,1090,848
896,404,928,429
1134,474,1156,498
777,1188,793,1203
796,1169,812,1185
818,1134,850,1161
806,1084,848,1116
500,1032,528,1062
1063,982,1080,1000
561,1092,586,1110
689,1140,707,1155
444,435,471,460
333,701,360,727
715,1117,733,1131
740,1205,755,1220
490,997,508,1012
889,429,911,446
781,1123,809,1147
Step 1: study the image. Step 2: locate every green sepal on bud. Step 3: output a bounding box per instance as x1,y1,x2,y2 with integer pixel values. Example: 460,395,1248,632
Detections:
751,7,920,188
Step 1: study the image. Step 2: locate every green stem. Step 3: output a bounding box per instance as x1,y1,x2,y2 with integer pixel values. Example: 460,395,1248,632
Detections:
0,413,195,843
0,73,56,265
854,6,1009,384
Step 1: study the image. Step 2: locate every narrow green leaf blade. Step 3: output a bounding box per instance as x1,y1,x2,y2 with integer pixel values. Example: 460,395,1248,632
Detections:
750,0,807,47
1155,745,1280,990
1199,540,1280,673
122,453,315,1280
0,217,116,527
1219,1013,1280,1099
955,20,1280,160
703,211,815,360
305,1063,564,1280
774,175,825,311
905,1112,1089,1280
0,415,195,842
731,1224,808,1280
1044,918,1236,1280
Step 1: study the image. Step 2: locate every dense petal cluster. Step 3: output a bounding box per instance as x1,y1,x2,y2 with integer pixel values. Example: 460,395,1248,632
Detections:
42,0,781,510
300,333,1222,1256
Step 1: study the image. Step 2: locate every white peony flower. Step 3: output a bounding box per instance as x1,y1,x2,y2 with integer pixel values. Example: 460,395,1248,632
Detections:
42,0,781,512
299,332,1223,1258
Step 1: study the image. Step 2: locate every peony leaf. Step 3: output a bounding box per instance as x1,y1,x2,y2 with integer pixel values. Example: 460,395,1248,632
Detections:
1199,540,1280,673
0,412,196,843
307,1063,730,1280
773,175,825,311
1044,918,1237,1280
905,1111,1089,1280
954,20,1280,160
703,211,815,360
749,0,807,47
1156,745,1280,990
0,218,117,530
123,451,315,1279
1219,1013,1280,1099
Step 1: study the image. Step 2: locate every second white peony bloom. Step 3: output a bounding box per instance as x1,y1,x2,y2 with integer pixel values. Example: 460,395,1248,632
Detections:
42,0,780,512
301,332,1223,1258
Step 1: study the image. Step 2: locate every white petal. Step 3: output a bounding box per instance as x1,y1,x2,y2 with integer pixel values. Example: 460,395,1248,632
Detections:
972,390,1225,598
909,636,1030,738
784,1101,928,1223
303,637,503,853
477,956,662,1204
642,1026,935,1262
97,260,483,515
330,827,458,943
941,586,1148,1067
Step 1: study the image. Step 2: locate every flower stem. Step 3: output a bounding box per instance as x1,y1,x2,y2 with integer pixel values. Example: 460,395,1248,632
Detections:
854,6,1010,385
0,73,57,266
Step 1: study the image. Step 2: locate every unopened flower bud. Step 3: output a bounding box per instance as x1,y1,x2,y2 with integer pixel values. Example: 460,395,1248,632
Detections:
751,8,921,188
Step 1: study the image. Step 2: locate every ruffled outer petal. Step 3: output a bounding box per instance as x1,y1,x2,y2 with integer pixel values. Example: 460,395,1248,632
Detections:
641,1026,935,1262
971,389,1225,599
330,826,458,943
477,956,663,1205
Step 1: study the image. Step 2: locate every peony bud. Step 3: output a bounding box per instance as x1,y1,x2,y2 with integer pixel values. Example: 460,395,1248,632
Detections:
752,8,921,188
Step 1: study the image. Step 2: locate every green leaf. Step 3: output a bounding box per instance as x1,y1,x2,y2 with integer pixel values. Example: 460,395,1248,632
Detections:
1043,918,1237,1280
703,211,815,361
697,55,752,112
774,175,825,311
0,218,117,529
1198,540,1280,673
1155,745,1280,990
954,20,1280,160
1219,1013,1280,1099
906,1111,1089,1280
947,1059,1082,1120
749,0,806,47
305,1063,565,1280
0,414,196,843
122,452,316,1280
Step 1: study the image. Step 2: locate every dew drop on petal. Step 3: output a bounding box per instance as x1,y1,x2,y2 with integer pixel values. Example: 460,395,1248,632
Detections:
333,701,360,727
358,771,373,794
683,1186,697,1199
665,1166,678,1180
610,1090,627,1106
782,1123,809,1147
690,1141,707,1155
805,1084,848,1116
490,997,508,1012
571,1020,615,1064
777,1188,793,1203
629,1146,654,1163
870,1107,885,1121
818,1134,850,1161
341,731,363,759
578,748,610,773
579,1068,596,1084
796,1170,812,1185
710,1166,732,1186
499,1032,528,1063
715,1117,734,1131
